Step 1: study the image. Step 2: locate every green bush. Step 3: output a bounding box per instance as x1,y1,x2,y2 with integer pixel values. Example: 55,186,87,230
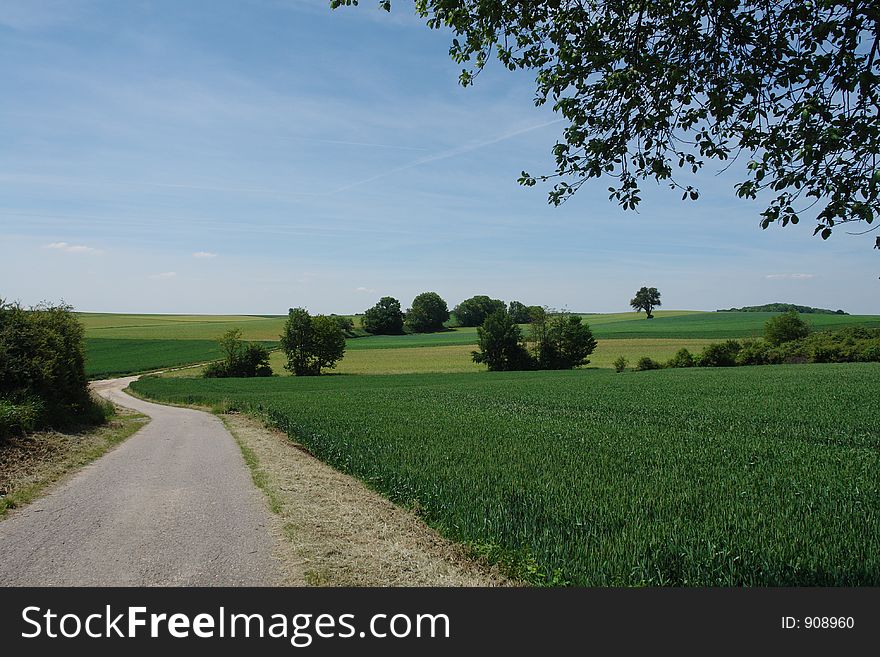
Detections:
0,300,102,433
405,292,450,333
687,327,880,370
280,308,346,376
764,310,811,346
793,326,880,363
698,340,742,367
453,295,506,327
472,309,532,371
666,348,695,368
612,356,628,373
861,344,880,362
635,356,662,371
330,314,356,335
203,329,272,378
531,312,597,370
0,398,44,438
810,343,844,363
734,339,781,366
507,300,532,324
363,297,405,335
472,310,597,372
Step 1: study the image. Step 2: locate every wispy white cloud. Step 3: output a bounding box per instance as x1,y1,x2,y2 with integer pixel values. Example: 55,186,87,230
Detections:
45,241,102,254
355,286,376,293
331,118,565,193
295,136,428,151
765,273,815,280
193,251,218,258
149,271,177,280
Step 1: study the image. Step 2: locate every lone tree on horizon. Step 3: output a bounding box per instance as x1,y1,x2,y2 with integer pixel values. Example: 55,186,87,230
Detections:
630,287,662,319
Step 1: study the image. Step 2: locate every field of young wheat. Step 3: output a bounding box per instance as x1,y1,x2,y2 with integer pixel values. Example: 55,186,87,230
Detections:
132,363,880,586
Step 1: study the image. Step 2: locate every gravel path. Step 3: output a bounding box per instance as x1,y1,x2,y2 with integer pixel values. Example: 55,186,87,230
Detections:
0,377,281,586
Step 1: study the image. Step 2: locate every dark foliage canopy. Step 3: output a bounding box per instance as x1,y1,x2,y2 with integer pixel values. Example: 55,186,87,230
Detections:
363,296,405,335
0,300,104,435
532,312,598,369
280,308,346,376
405,292,450,333
453,295,506,327
203,329,273,378
334,0,880,243
630,286,662,318
506,300,532,323
763,310,812,346
472,308,596,370
718,302,847,315
472,308,532,370
330,314,356,334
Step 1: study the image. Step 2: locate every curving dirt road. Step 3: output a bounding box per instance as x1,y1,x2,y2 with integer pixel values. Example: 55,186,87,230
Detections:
0,377,281,586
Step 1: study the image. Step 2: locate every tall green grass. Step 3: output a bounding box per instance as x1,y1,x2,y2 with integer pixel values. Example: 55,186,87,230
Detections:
132,364,880,586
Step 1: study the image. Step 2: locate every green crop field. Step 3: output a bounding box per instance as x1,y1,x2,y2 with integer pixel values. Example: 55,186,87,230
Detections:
131,363,880,586
81,310,880,377
162,338,719,377
341,312,714,351
343,311,880,349
79,313,288,341
85,338,224,378
585,311,880,340
79,313,288,377
275,339,719,375
344,327,480,350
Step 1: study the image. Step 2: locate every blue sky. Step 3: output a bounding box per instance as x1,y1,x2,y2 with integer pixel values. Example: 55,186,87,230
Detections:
1,0,877,314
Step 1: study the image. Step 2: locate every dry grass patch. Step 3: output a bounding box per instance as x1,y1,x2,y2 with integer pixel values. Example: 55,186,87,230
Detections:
221,412,511,587
0,407,148,518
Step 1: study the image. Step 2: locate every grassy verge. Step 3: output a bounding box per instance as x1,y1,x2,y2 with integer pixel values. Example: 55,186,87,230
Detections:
0,407,149,518
218,411,505,586
225,408,529,584
220,415,285,515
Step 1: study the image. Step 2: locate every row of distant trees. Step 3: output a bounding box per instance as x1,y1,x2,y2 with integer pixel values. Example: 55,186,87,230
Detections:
362,292,482,335
364,287,662,335
362,293,572,336
473,307,598,372
363,294,601,372
208,300,601,378
207,287,664,378
362,293,452,334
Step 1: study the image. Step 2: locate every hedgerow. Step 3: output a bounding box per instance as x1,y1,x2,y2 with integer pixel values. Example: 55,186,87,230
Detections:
0,300,107,437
